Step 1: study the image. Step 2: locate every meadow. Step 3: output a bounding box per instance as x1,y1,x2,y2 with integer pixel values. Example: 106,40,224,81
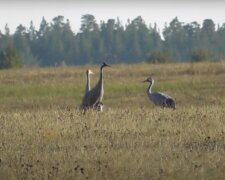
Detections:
0,62,225,179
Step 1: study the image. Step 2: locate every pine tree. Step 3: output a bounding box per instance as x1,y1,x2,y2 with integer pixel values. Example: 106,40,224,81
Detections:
0,44,22,69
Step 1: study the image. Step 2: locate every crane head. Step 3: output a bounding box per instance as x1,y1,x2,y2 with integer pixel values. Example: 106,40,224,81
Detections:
88,69,94,75
102,62,110,68
86,69,94,76
143,76,153,83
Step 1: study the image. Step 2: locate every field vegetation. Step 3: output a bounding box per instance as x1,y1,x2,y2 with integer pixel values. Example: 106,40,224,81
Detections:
1,62,225,179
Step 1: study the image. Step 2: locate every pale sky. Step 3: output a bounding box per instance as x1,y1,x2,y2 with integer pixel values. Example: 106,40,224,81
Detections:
0,0,225,34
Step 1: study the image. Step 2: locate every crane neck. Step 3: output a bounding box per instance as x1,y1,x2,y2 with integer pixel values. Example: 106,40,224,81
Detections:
147,81,154,94
85,72,91,93
99,66,104,86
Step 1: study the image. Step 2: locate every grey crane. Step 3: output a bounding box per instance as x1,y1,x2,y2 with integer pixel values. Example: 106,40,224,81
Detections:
80,69,94,110
143,76,176,109
81,62,110,111
84,69,94,93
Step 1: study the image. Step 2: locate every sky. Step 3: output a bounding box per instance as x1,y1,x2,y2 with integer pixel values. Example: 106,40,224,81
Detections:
0,0,225,34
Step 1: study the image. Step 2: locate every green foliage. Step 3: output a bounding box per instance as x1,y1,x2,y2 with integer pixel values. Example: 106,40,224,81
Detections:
191,49,212,62
14,24,39,67
0,44,22,69
146,51,171,63
1,16,225,66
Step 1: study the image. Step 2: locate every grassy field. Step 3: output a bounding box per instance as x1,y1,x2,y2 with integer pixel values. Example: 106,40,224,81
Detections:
1,62,225,179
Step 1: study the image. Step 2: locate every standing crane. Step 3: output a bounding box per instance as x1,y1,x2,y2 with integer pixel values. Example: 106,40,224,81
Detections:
81,62,110,111
80,69,94,110
143,76,176,109
85,69,94,93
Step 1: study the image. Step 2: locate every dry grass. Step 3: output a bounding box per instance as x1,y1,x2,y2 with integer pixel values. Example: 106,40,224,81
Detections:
0,62,225,179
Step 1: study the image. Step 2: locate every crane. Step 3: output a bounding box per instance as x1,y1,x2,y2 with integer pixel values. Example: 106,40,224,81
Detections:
85,69,94,93
81,62,110,111
80,69,94,110
143,76,176,109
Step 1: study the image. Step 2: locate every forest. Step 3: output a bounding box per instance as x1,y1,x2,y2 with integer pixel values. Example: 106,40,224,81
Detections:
0,14,225,68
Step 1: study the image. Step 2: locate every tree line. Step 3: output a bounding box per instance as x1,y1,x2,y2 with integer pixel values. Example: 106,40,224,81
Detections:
0,14,225,69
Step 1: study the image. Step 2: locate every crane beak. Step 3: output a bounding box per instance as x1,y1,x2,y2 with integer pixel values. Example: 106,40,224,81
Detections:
143,79,152,83
90,70,94,74
102,62,110,67
105,63,110,67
